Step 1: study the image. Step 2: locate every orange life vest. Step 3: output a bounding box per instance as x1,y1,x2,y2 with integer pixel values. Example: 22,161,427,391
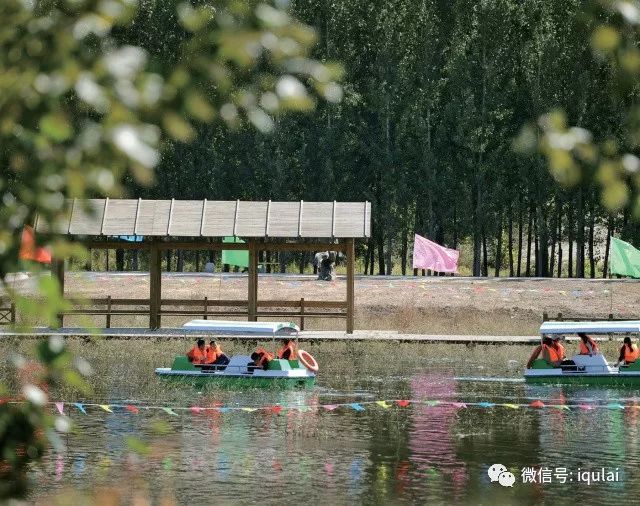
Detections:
205,344,223,364
553,342,565,360
277,342,297,360
579,337,599,355
187,346,207,364
543,344,560,363
624,344,639,363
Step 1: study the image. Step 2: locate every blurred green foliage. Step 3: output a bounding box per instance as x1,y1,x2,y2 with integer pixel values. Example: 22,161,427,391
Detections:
0,0,339,499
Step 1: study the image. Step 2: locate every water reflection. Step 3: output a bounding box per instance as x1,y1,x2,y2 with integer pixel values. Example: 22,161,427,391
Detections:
27,372,640,504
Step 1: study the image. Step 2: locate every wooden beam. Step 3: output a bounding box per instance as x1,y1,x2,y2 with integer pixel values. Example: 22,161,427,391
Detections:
346,238,355,334
100,197,109,235
248,242,258,322
79,240,348,252
149,246,161,329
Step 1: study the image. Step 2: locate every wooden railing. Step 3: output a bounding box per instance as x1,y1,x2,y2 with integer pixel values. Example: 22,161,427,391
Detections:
0,302,16,325
57,297,346,330
542,312,631,322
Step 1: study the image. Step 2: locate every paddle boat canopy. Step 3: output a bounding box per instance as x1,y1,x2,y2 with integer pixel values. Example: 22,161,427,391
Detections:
524,320,640,385
155,320,317,388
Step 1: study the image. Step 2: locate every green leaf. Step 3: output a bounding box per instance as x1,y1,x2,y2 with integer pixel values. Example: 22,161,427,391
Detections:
39,114,73,142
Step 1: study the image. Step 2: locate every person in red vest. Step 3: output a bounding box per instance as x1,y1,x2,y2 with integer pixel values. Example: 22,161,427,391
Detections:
205,340,230,367
277,338,298,360
578,333,599,356
615,337,639,366
249,347,274,370
187,339,207,364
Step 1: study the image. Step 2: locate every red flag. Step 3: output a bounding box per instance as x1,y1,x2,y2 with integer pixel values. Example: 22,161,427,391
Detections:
19,226,51,264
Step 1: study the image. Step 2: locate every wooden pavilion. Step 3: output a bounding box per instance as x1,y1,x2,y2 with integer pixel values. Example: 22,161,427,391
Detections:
38,199,371,333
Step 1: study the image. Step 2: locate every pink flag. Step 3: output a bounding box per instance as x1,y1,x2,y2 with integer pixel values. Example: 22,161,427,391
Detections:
412,234,459,273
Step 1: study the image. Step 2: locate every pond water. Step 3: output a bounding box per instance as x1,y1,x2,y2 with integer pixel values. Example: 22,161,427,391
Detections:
3,340,640,505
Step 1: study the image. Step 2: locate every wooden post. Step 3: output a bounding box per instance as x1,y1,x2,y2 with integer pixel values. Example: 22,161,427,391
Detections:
106,295,112,329
204,296,208,320
300,297,305,331
52,258,65,327
248,242,258,321
10,302,16,325
346,238,355,334
149,245,161,329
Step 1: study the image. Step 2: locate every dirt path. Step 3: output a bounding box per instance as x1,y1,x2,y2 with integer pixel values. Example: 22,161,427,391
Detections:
5,272,639,335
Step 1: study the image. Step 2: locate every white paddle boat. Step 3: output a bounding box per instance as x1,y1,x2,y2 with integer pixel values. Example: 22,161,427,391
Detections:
524,320,640,385
155,320,318,388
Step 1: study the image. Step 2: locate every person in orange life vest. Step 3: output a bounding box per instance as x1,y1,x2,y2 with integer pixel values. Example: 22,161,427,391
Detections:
578,332,599,355
615,336,639,366
205,340,230,367
187,339,207,364
526,336,561,368
552,336,566,361
277,338,298,360
249,348,274,370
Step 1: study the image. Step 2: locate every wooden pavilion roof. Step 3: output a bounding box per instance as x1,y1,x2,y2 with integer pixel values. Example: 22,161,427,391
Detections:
37,199,371,239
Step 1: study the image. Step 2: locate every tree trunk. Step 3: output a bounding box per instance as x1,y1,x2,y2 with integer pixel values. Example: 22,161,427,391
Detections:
508,206,514,277
568,203,574,278
588,201,595,278
195,251,200,272
176,250,184,272
549,204,558,277
85,248,92,271
603,217,613,278
266,251,272,274
535,202,548,277
166,250,172,272
495,213,503,277
401,229,408,276
369,238,375,275
105,249,109,271
517,196,524,277
525,205,533,277
132,249,139,271
481,230,488,277
576,188,585,277
377,230,385,275
385,235,393,275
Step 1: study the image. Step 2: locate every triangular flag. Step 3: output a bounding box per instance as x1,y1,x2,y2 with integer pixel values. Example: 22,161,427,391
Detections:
349,403,365,412
376,401,391,409
162,407,179,417
478,402,495,408
396,400,410,408
125,405,139,414
529,400,545,409
451,402,467,409
19,225,52,264
74,403,87,415
606,403,625,410
54,402,64,415
578,404,594,411
241,407,257,412
323,404,338,411
502,403,519,409
189,406,203,414
424,400,440,407
218,407,231,414
99,404,113,413
552,405,571,411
